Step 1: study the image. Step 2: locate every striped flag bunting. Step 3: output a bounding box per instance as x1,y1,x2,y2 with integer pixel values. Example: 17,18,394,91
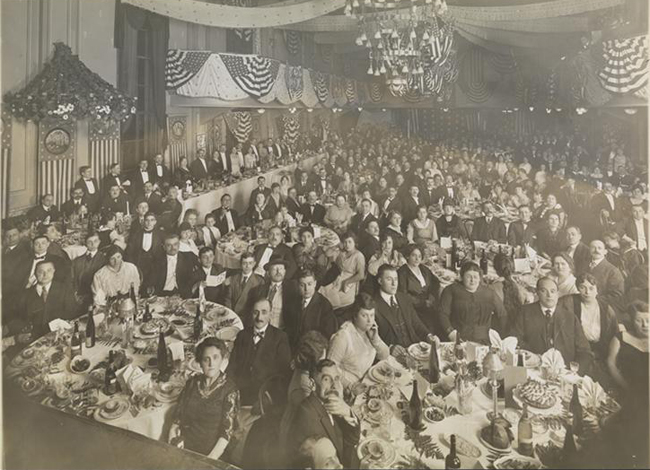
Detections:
344,79,357,104
167,116,187,172
89,120,120,183
459,47,495,103
284,31,302,56
166,49,212,89
1,110,11,219
285,65,304,102
224,112,252,143
279,115,300,148
234,29,254,42
490,52,517,75
220,54,280,98
312,70,330,103
39,121,76,207
598,35,648,94
369,82,384,102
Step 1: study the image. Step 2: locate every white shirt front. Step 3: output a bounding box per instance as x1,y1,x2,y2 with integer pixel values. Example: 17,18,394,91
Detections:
164,255,178,291
257,247,274,273
140,170,149,183
84,179,96,194
605,193,615,210
269,281,284,328
156,164,164,177
199,158,208,173
36,282,53,299
224,210,235,232
142,232,153,251
27,254,47,287
580,302,601,342
220,152,228,171
380,290,396,307
634,219,647,250
202,226,221,247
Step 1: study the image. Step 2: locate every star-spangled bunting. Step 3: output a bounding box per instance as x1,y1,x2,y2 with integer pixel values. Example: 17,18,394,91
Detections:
284,31,301,56
598,35,649,94
312,70,329,103
166,49,213,89
285,65,303,101
220,54,280,98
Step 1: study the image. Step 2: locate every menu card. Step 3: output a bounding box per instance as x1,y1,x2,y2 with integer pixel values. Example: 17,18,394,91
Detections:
168,341,185,362
440,237,452,249
514,258,531,273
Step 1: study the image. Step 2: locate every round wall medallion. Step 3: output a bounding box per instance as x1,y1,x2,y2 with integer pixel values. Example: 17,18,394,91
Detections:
44,128,71,155
171,120,186,139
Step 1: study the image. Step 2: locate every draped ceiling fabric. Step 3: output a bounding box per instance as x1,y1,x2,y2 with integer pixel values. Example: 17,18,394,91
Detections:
598,34,649,94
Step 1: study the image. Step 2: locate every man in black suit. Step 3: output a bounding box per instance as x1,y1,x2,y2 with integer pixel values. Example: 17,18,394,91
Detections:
129,200,150,235
151,153,171,188
507,205,536,248
249,256,299,329
212,193,240,235
253,226,297,279
535,212,567,259
373,264,431,347
2,226,31,326
27,194,61,225
158,186,182,233
295,171,314,198
18,235,70,290
61,187,90,218
224,253,264,316
472,201,507,243
227,297,291,407
588,239,625,313
285,187,302,219
150,233,198,298
435,199,468,240
290,359,360,469
349,199,377,235
420,176,438,208
400,185,421,225
213,144,232,176
131,159,153,197
101,185,129,215
126,212,165,290
511,277,593,375
314,167,330,196
246,139,260,165
286,269,337,350
190,247,226,303
250,176,272,206
359,220,381,262
139,181,163,215
189,148,216,181
71,232,106,311
591,181,622,222
435,175,459,204
6,260,80,339
301,191,326,225
74,165,100,213
378,187,402,227
565,226,591,275
623,205,648,254
102,163,130,196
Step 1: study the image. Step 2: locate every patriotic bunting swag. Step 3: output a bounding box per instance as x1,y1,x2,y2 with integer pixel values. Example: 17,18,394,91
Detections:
166,49,212,89
284,31,302,56
220,55,280,98
224,111,252,143
279,115,300,148
312,70,330,103
598,34,649,95
459,47,495,104
285,65,304,102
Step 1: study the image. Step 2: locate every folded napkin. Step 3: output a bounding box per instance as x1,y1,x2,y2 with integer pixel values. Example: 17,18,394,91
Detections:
48,319,72,332
489,329,518,356
541,348,565,373
578,375,607,409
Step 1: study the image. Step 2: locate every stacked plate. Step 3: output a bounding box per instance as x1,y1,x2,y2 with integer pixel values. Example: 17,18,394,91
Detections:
357,438,397,468
153,381,184,403
94,396,130,422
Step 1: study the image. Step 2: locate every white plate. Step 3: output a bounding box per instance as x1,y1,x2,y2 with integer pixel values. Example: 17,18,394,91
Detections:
69,356,91,375
356,438,397,467
493,455,542,469
408,342,431,361
215,326,240,342
95,396,130,421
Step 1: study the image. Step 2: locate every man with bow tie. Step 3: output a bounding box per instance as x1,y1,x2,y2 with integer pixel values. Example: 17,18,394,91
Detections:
126,212,165,290
212,193,240,235
300,191,326,226
101,185,129,216
314,167,330,197
213,144,232,177
102,163,130,197
150,233,197,298
249,254,299,329
226,297,291,407
27,194,60,225
472,201,507,243
139,181,162,215
132,159,152,197
378,187,402,227
72,232,106,310
190,246,226,303
350,199,378,236
151,153,170,188
250,176,272,206
400,184,421,225
189,148,217,181
19,235,70,290
74,166,100,213
61,187,89,218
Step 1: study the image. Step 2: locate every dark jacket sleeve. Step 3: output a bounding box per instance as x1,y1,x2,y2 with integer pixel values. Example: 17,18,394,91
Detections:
439,284,454,336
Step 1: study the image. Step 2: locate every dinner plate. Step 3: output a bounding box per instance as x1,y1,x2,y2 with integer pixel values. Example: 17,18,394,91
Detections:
153,381,183,403
20,378,44,396
512,386,558,413
356,438,397,467
204,305,228,322
361,401,393,426
96,396,130,421
69,356,91,374
408,342,431,361
493,455,542,469
367,362,396,384
215,326,240,342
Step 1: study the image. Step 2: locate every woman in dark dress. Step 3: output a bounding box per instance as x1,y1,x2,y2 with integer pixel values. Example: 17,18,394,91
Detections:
169,337,240,459
174,157,195,189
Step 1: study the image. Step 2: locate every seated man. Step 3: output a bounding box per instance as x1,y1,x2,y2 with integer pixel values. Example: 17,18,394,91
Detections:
290,359,360,469
535,212,567,259
435,198,468,240
189,148,216,180
19,235,70,290
223,253,264,316
565,225,591,276
253,225,297,279
140,181,162,214
350,198,378,236
212,193,240,235
588,239,625,313
101,185,129,215
190,246,225,303
227,297,291,407
507,205,536,248
27,194,60,225
623,204,648,255
373,264,431,347
511,277,593,375
74,165,100,213
150,233,197,298
129,200,150,235
127,212,165,290
301,191,326,225
72,232,106,311
472,201,507,243
158,186,182,233
61,187,90,218
249,256,299,330
359,220,381,263
250,176,272,204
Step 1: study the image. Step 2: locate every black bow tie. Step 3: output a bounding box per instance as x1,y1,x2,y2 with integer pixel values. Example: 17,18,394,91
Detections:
35,255,46,261
254,330,265,340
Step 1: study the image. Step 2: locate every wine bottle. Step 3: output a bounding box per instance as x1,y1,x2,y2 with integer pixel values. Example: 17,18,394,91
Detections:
157,331,169,381
561,423,577,467
85,311,96,348
428,336,440,385
480,249,488,275
143,303,152,323
570,383,583,435
129,282,138,311
451,239,457,270
71,322,82,358
518,404,534,456
104,351,118,395
409,379,423,430
445,434,462,469
454,333,465,361
194,301,203,341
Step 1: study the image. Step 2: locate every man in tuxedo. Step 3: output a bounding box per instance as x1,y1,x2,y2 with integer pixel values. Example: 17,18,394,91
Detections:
285,187,302,219
286,269,337,350
27,194,61,225
213,144,232,176
507,205,536,248
74,165,100,213
102,185,129,215
588,239,625,312
127,212,165,289
295,171,314,198
249,256,299,329
435,199,468,240
400,185,421,224
129,201,150,235
472,202,507,243
535,212,567,259
151,153,171,188
72,232,106,311
349,199,377,235
158,186,182,233
131,159,152,197
61,187,89,218
7,260,80,339
591,181,622,222
270,138,284,161
140,181,163,215
624,205,648,255
378,187,402,227
359,220,381,262
314,167,330,196
19,235,70,290
226,297,291,406
511,277,593,375
190,247,226,303
565,226,591,275
290,359,360,469
2,226,31,326
189,148,216,181
420,177,438,208
373,264,431,347
436,174,458,203
102,163,130,196
212,193,240,235
301,191,326,226
150,233,198,298
250,176,272,204
224,253,264,316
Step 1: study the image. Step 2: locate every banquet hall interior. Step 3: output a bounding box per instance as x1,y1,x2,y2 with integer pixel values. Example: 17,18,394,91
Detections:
1,0,649,469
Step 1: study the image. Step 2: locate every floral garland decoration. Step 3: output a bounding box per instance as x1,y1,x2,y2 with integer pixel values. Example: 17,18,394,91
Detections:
4,42,136,122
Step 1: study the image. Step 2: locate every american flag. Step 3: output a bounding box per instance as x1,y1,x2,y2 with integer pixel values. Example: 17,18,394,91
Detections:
369,82,383,102
39,122,76,207
220,54,280,98
599,35,649,94
345,79,356,104
284,31,301,56
168,116,187,172
1,110,11,219
166,49,212,90
311,70,329,103
89,120,120,183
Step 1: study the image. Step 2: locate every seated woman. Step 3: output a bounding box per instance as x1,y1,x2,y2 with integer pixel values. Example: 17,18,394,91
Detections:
97,212,126,250
199,213,222,249
551,252,578,298
279,175,291,201
397,245,441,333
367,233,406,277
174,156,195,189
178,222,200,258
319,232,365,309
535,193,566,228
245,192,273,226
324,194,354,235
327,293,389,388
459,178,481,203
273,204,297,231
624,184,648,215
572,273,618,386
535,212,567,259
168,337,239,460
292,226,330,283
382,211,409,253
91,245,141,305
490,253,528,326
508,184,530,209
408,206,438,246
182,209,201,245
337,171,355,199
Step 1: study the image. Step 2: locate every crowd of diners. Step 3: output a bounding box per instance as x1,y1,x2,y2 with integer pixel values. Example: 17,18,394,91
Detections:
1,122,648,468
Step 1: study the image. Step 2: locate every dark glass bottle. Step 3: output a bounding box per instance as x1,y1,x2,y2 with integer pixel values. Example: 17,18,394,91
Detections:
454,333,465,361
129,282,138,311
428,336,440,385
409,379,423,430
518,404,533,456
445,434,462,469
570,383,583,435
104,351,118,395
85,311,96,348
143,303,152,323
561,423,577,467
157,331,169,381
480,249,488,275
70,322,82,358
194,302,203,341
450,239,457,270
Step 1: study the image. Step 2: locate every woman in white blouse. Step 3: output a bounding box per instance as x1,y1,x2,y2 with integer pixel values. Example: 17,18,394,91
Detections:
199,213,222,249
551,252,578,298
327,293,390,388
92,245,141,305
178,222,199,258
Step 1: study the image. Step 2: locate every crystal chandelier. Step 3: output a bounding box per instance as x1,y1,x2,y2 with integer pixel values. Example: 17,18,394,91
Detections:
345,0,455,96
